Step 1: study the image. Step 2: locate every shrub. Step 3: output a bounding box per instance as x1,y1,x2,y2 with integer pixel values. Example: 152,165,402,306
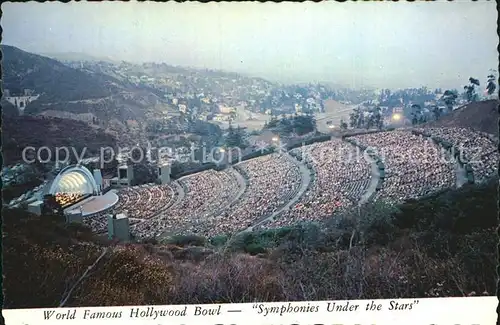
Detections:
142,237,158,245
244,243,267,255
165,234,207,247
357,201,399,245
210,235,229,247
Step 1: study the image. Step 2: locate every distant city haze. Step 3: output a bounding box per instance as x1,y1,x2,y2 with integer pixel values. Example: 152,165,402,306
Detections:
2,1,498,90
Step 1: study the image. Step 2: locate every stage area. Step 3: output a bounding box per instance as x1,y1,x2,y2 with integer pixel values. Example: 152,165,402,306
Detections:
65,190,119,217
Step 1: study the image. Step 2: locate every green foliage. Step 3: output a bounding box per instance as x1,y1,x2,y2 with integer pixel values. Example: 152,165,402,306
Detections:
225,125,246,148
227,222,324,255
441,89,458,111
486,73,496,95
264,114,316,136
356,201,399,245
146,120,168,133
142,237,159,245
244,243,267,255
210,235,229,246
165,234,207,247
394,180,497,234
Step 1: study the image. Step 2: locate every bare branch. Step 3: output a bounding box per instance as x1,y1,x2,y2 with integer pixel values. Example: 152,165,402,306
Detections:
59,247,109,307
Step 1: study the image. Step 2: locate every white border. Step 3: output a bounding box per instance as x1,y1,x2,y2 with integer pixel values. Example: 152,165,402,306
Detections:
3,297,498,325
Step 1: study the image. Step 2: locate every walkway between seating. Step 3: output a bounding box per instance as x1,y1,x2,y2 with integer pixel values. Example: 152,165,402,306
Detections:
170,180,186,207
239,152,312,234
359,158,380,205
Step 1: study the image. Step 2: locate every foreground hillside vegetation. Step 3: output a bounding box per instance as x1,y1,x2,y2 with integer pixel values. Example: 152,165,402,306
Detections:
3,179,496,308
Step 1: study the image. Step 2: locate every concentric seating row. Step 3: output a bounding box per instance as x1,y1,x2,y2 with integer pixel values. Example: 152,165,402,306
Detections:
416,127,498,183
115,184,176,220
130,167,246,238
351,130,456,205
260,139,371,229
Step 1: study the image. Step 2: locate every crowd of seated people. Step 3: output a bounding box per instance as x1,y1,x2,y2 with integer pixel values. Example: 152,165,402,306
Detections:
199,153,302,237
130,153,302,239
214,168,246,209
82,211,142,234
81,212,108,233
80,183,176,234
130,167,245,239
351,130,456,205
475,151,498,182
55,192,86,207
178,169,236,217
260,139,371,229
415,127,498,183
114,184,175,220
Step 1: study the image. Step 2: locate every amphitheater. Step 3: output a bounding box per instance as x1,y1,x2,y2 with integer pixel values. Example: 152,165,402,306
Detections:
48,165,120,217
82,126,498,240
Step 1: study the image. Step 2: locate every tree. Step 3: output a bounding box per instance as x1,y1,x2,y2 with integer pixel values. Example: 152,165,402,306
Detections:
353,107,365,129
441,90,458,113
349,111,358,128
469,77,480,87
486,73,496,96
411,113,418,126
278,116,294,135
431,105,442,121
377,117,384,130
292,115,315,136
464,77,480,102
339,119,348,130
372,107,383,130
267,115,279,128
463,85,473,102
364,113,372,129
411,104,422,116
42,194,64,218
410,104,423,125
225,124,244,148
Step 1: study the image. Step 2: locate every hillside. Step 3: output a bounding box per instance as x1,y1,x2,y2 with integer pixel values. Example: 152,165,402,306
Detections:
3,45,112,102
1,99,19,117
2,45,163,125
2,115,117,166
3,179,496,307
40,51,117,63
424,99,498,135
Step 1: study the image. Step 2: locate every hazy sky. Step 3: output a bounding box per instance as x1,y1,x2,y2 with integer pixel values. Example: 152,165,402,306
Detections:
2,1,498,90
